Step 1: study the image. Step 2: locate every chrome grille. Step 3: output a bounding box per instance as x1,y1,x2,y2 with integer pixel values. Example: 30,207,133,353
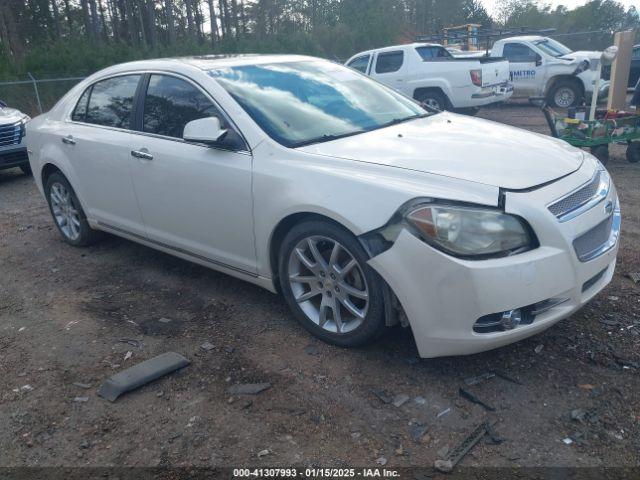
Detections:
548,171,604,220
0,121,22,148
573,214,613,262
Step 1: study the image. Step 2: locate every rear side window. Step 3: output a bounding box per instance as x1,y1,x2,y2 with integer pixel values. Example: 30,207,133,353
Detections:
633,48,640,60
503,43,537,63
375,51,404,74
347,55,370,73
85,75,141,128
71,88,91,122
416,46,451,61
143,74,221,139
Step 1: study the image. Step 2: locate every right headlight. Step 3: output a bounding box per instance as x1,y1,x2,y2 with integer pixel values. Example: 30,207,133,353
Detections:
405,204,535,258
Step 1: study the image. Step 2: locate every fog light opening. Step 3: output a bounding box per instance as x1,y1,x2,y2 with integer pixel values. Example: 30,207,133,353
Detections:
500,309,522,331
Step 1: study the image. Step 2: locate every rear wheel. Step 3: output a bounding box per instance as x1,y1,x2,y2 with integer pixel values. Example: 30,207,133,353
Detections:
626,142,640,163
278,220,387,347
591,145,609,165
549,80,582,108
45,172,102,246
415,90,448,111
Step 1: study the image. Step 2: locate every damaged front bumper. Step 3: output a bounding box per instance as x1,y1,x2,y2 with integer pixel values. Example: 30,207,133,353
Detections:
367,162,620,358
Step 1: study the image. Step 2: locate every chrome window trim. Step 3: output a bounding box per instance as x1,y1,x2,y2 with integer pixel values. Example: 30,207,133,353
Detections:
548,169,610,222
65,69,251,154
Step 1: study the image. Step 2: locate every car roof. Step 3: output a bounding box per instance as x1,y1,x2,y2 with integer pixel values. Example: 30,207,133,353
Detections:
350,43,442,58
498,36,546,43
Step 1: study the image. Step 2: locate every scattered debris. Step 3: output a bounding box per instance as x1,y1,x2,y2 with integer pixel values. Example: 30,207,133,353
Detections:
79,440,90,450
227,383,271,395
73,382,91,389
98,352,190,402
410,424,429,443
627,272,640,284
376,456,387,466
464,372,495,386
117,338,141,348
18,327,26,332
304,344,319,355
413,396,426,406
485,423,505,445
458,387,496,412
158,317,172,323
351,432,362,439
608,296,619,302
257,449,271,458
73,396,89,403
579,384,595,390
563,437,573,445
435,422,492,473
392,394,410,407
571,409,586,422
437,446,449,459
224,346,235,354
21,385,33,392
493,370,523,385
436,407,451,418
124,351,133,361
200,342,215,352
373,389,393,404
534,344,544,354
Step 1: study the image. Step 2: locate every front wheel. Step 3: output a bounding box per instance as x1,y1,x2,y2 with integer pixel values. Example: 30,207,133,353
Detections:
549,80,582,109
278,220,387,347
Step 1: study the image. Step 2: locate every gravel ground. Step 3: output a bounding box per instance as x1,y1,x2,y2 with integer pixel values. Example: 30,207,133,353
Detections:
1,102,639,473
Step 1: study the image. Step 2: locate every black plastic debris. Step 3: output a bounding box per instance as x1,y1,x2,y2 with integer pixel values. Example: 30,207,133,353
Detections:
458,387,496,412
98,352,190,402
227,383,271,395
434,422,490,473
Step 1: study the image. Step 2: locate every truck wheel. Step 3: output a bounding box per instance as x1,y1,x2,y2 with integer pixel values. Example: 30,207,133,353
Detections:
416,91,448,111
549,80,581,109
627,142,640,163
591,145,609,165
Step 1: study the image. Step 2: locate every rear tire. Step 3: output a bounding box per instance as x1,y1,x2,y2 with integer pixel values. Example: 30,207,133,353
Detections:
549,80,582,109
626,142,640,163
591,145,609,165
45,172,102,247
415,90,449,111
278,220,387,348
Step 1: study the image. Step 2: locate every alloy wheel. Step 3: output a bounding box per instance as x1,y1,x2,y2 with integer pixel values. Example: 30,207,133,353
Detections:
50,182,81,241
554,87,576,108
288,235,369,334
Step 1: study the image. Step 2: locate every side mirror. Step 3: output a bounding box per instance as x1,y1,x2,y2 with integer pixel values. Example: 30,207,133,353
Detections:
535,54,542,67
183,117,228,145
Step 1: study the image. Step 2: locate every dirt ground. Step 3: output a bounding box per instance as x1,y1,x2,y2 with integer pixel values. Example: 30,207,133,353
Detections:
1,102,639,475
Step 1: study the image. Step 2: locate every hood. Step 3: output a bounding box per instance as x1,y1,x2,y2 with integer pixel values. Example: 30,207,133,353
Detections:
558,51,601,63
298,113,583,190
0,106,27,124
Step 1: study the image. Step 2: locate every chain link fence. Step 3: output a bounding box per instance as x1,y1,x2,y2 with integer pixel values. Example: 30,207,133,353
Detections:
0,74,87,117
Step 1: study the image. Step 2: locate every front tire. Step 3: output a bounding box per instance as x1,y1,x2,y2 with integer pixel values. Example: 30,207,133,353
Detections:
278,220,387,347
549,80,582,108
45,172,101,247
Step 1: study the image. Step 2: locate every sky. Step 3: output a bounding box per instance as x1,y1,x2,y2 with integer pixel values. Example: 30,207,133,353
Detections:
481,0,639,16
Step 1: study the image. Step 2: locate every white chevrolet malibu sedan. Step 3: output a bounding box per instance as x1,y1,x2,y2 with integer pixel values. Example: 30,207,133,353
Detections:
26,55,620,358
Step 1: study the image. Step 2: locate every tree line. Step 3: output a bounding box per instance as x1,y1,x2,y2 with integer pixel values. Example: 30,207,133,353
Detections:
0,0,638,79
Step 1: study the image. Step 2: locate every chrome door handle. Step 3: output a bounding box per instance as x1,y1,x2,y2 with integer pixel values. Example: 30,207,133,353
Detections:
61,135,76,145
131,150,153,160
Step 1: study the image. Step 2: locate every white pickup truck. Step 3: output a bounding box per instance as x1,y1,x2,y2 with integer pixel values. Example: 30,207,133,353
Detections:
490,36,610,108
345,43,513,112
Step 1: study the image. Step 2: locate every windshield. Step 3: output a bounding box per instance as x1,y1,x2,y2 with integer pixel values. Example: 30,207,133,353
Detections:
534,38,572,57
209,60,428,147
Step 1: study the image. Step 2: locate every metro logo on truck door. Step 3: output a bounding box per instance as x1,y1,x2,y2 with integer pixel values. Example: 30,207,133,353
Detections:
502,42,543,97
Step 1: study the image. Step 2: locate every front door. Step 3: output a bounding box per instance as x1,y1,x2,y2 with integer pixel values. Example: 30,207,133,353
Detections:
129,73,256,274
503,43,543,97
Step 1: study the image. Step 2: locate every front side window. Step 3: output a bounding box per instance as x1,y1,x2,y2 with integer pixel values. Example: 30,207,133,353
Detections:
503,43,538,63
85,75,140,128
210,60,427,148
375,51,404,74
347,55,370,73
143,74,221,138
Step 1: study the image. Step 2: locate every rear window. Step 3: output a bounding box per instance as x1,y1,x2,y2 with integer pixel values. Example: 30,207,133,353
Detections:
375,51,404,74
84,75,141,129
416,46,451,61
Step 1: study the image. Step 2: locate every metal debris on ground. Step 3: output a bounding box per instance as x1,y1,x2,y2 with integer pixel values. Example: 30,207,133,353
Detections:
373,389,394,404
200,342,215,352
73,396,89,403
627,272,640,284
464,372,495,386
458,387,496,412
410,424,429,443
257,449,271,457
493,370,523,385
434,422,493,473
563,437,573,445
98,352,190,402
485,422,505,445
392,394,410,407
227,383,271,395
534,344,544,354
72,382,91,389
413,396,426,406
117,338,141,348
436,407,451,418
376,457,387,466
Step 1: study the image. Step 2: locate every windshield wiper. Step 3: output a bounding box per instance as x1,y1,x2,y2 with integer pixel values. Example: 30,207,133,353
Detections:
291,131,366,148
379,113,430,128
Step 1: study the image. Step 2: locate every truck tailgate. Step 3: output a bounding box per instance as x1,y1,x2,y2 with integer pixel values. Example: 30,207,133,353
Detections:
481,60,509,87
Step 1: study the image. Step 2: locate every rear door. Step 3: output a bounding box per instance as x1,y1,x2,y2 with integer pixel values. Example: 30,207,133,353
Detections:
502,42,543,97
65,74,146,236
128,73,256,274
370,50,409,95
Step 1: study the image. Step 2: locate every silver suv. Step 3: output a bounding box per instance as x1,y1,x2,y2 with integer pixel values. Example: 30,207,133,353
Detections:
0,101,30,175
